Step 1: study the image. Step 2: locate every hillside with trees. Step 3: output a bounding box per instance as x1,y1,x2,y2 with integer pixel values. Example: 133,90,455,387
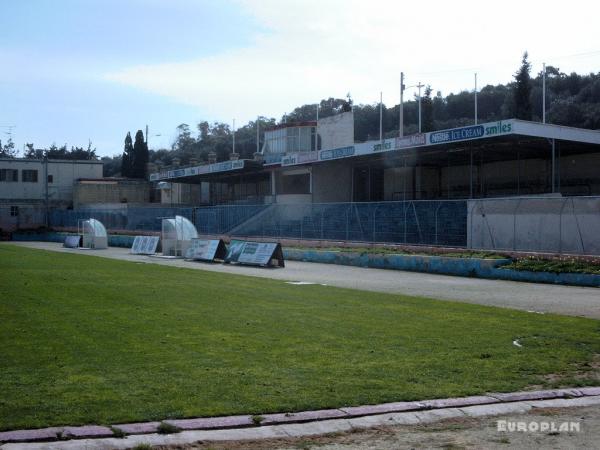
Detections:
101,56,600,176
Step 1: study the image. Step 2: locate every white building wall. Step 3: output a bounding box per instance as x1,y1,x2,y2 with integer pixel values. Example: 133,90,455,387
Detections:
317,111,354,150
312,160,353,203
0,159,103,203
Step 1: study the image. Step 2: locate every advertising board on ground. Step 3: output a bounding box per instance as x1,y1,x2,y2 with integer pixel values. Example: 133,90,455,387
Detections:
224,240,285,267
185,238,227,261
131,236,160,255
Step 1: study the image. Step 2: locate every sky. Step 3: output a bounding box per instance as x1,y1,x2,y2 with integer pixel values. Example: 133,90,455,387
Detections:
1,0,599,157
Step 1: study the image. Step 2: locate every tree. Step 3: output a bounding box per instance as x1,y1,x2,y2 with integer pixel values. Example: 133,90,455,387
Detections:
24,143,44,159
513,52,532,120
0,138,17,158
68,141,97,160
102,155,122,177
420,86,434,132
44,144,69,159
131,130,149,178
121,132,134,177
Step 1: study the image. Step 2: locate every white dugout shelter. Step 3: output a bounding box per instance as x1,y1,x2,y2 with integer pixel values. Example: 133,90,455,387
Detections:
161,215,198,257
78,218,108,249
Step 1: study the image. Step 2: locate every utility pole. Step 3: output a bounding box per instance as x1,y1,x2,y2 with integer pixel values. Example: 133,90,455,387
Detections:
145,124,149,144
400,72,404,138
417,82,424,133
474,73,478,125
542,63,546,124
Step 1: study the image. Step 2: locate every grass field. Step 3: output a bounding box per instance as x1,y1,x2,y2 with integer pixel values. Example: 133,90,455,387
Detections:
1,243,599,431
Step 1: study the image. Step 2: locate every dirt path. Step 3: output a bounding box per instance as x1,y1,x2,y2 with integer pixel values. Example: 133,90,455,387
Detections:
168,405,600,450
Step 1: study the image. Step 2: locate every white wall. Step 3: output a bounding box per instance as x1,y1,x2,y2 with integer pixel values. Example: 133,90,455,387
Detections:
312,160,353,203
317,111,354,151
0,159,103,203
468,196,600,255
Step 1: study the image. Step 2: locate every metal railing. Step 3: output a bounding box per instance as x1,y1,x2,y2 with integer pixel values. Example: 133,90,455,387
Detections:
229,201,468,247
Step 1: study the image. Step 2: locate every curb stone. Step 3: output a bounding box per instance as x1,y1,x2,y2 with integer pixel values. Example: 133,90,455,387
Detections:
4,397,600,450
1,387,599,444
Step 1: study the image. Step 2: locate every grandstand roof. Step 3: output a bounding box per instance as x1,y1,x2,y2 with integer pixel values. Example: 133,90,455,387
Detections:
149,119,600,182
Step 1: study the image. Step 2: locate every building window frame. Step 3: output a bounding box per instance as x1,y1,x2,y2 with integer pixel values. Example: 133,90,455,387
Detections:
22,169,38,183
0,168,19,182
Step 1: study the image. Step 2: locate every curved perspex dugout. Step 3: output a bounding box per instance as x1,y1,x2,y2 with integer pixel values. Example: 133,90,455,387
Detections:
78,218,108,249
161,215,198,257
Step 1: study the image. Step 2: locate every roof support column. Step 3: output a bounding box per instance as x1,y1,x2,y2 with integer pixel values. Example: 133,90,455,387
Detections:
469,144,473,199
270,170,276,202
551,138,556,193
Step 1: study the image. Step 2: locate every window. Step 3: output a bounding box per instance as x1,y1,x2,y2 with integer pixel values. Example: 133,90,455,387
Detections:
47,174,53,183
22,169,38,183
0,169,18,182
10,206,19,217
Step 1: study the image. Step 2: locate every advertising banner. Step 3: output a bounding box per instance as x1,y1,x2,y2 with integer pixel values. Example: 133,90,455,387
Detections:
185,238,227,261
131,236,160,255
224,240,285,267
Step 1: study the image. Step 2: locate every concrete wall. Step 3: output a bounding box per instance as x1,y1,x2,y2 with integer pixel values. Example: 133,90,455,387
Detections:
0,203,47,231
468,196,600,255
275,194,312,204
317,111,354,150
0,159,103,203
73,180,150,207
312,160,353,203
160,183,202,205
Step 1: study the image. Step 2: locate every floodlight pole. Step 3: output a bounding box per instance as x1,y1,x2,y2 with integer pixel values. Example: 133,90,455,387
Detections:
399,72,404,138
315,102,319,151
542,63,546,124
474,73,478,125
417,82,424,133
379,91,383,145
232,118,236,154
256,116,260,154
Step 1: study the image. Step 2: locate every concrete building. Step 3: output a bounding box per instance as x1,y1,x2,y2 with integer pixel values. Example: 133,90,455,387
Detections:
0,158,103,204
147,117,600,255
0,158,103,231
149,118,600,204
73,178,151,208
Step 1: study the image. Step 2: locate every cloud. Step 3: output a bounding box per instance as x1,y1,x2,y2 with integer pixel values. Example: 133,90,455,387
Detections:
104,0,600,124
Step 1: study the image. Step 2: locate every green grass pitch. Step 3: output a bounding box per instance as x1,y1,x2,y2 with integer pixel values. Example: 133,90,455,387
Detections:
1,243,599,430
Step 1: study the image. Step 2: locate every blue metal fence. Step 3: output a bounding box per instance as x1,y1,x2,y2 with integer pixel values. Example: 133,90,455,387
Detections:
48,201,468,247
230,201,468,247
49,207,194,232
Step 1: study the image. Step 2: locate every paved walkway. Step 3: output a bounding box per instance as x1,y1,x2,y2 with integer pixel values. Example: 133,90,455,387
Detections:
9,242,600,319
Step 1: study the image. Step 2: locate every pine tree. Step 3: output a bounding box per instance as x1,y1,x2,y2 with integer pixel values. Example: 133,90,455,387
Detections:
514,52,532,120
132,129,149,178
121,132,134,177
421,86,434,132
